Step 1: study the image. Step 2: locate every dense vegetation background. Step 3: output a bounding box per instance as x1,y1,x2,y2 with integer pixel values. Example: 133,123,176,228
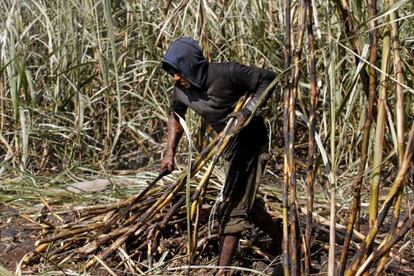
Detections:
1,0,286,176
1,0,412,174
1,0,414,274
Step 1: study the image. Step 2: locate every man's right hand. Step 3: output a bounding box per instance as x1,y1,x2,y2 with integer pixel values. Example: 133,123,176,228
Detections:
160,154,174,173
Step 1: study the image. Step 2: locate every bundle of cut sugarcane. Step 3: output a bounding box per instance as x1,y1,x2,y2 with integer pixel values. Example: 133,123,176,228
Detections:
20,96,254,274
20,166,380,275
23,178,224,274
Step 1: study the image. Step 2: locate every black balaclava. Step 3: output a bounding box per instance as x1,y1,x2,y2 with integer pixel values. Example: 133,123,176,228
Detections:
162,37,208,89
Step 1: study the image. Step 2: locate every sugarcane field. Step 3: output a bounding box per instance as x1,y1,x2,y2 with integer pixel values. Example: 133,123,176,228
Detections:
1,0,414,275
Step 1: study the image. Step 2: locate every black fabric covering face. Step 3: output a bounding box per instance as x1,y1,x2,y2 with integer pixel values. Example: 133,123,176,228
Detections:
162,37,208,89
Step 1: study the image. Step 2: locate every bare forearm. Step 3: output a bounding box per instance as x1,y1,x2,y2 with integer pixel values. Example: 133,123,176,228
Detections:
166,112,183,157
161,112,184,172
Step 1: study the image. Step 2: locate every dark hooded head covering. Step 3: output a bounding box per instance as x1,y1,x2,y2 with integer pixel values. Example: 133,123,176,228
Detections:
162,37,208,89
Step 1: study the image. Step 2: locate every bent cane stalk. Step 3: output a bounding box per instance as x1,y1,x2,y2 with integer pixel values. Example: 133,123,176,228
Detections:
356,203,414,276
345,121,414,275
190,96,247,218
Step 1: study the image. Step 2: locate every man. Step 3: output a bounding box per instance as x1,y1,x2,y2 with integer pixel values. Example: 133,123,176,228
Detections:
160,37,281,271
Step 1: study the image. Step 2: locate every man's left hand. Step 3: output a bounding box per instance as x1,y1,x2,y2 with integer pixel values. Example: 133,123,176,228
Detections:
226,111,248,133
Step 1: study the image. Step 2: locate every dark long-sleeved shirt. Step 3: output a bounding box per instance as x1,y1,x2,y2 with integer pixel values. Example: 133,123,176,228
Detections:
170,62,275,132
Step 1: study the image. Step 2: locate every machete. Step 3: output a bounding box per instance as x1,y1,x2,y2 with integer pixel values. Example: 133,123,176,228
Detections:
133,167,170,204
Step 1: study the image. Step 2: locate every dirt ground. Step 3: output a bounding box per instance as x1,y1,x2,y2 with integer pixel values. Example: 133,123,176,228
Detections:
1,187,413,275
0,204,37,273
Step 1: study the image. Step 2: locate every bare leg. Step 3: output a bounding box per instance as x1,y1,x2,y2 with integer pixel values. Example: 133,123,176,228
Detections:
248,202,283,254
217,235,239,275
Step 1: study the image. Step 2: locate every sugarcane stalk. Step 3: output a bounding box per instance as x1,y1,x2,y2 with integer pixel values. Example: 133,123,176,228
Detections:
184,107,194,262
364,2,391,270
161,196,185,228
327,23,337,275
68,197,145,215
304,0,318,274
345,121,414,275
332,0,370,98
35,223,106,246
191,204,201,260
189,134,232,258
375,190,403,273
147,230,153,269
77,227,130,255
190,135,232,219
337,1,378,274
190,143,226,223
282,0,292,274
375,0,405,271
368,0,390,241
21,242,49,265
288,0,306,273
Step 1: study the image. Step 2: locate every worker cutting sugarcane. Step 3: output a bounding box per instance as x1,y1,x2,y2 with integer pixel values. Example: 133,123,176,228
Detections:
160,37,282,273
